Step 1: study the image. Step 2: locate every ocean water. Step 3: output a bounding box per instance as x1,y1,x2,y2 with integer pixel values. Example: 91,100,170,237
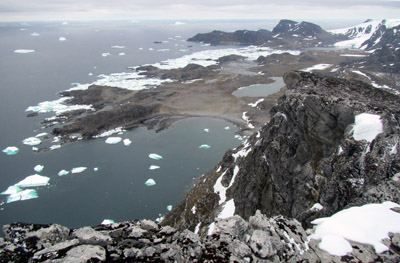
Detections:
0,19,360,230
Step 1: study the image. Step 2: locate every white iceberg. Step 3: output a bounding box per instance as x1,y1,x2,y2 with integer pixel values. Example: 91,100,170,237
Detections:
15,174,50,187
22,137,41,146
123,139,132,146
7,189,38,203
149,165,160,170
199,144,211,149
301,64,333,72
101,219,115,225
310,201,400,256
58,170,70,176
118,53,126,56
1,185,22,195
167,205,172,211
352,113,383,143
30,32,40,37
102,53,111,57
59,37,67,41
105,137,122,144
111,45,125,49
204,128,209,133
34,165,44,173
94,167,99,171
35,132,48,138
2,146,19,155
144,178,156,186
71,167,87,174
149,153,163,160
224,126,230,130
14,49,35,54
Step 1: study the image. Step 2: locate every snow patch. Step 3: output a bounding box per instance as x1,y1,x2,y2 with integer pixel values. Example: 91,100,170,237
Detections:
352,113,383,142
248,98,264,108
26,97,94,115
310,203,324,212
310,201,400,256
301,64,333,72
218,199,235,219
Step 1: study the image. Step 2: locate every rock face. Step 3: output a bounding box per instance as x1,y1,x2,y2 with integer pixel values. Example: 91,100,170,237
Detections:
188,19,346,48
2,213,400,262
163,71,400,232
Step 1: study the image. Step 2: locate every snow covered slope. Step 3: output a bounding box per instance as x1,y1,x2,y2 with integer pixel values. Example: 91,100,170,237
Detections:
330,19,400,50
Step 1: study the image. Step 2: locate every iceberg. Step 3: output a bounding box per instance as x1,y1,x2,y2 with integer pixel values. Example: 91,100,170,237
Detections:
34,165,44,173
149,153,163,160
144,179,156,186
204,128,209,133
199,144,211,149
167,205,172,211
118,53,126,56
105,137,122,144
71,167,87,174
59,37,67,41
58,170,70,176
149,165,160,170
2,146,19,155
224,126,230,130
102,53,111,57
123,139,132,146
7,189,38,203
22,137,41,146
15,174,50,187
14,49,35,54
111,45,125,49
35,132,48,138
101,219,115,225
1,185,22,195
94,167,99,171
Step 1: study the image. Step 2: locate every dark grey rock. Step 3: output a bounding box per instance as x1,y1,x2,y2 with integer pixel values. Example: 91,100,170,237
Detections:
57,244,106,263
71,226,112,246
140,219,159,232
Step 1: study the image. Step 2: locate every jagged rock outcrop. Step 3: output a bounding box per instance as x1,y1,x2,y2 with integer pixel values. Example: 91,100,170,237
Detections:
163,71,400,234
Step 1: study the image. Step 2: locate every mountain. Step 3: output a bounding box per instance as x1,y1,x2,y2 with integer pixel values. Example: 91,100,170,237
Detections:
188,19,346,48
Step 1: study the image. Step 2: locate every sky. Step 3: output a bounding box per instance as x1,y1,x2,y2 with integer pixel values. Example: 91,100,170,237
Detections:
0,0,399,22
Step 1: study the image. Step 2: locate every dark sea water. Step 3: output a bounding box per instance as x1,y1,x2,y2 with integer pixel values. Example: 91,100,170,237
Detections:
0,19,360,230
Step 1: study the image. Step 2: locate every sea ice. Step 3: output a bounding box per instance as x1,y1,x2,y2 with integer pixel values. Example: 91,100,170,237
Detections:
111,45,125,49
144,178,156,186
30,32,40,37
1,185,22,195
71,167,87,174
352,113,383,142
149,165,160,170
105,137,122,144
22,137,42,146
118,53,126,56
59,37,67,41
14,49,35,54
123,139,132,146
102,53,111,57
199,144,211,149
7,189,38,203
35,132,48,138
310,201,400,256
58,170,70,176
15,174,50,187
167,205,172,211
34,165,44,173
101,219,115,225
224,126,230,130
204,128,209,133
149,153,163,160
26,97,94,115
2,146,19,155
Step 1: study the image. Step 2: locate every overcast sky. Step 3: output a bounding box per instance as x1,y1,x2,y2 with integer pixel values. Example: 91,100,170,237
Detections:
1,0,399,22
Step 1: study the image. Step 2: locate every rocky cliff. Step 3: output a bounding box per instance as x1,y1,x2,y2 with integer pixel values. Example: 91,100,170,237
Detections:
163,71,400,239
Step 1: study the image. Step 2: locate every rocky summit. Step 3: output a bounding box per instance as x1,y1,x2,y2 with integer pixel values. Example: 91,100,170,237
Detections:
2,72,400,262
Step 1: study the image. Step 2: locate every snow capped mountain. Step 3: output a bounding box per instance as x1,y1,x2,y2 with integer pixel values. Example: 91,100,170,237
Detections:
330,19,400,50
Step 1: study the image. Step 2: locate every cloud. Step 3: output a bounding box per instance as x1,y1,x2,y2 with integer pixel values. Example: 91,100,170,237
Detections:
0,0,399,21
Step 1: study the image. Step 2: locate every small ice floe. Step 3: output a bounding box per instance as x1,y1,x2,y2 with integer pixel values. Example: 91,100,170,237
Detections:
71,167,87,174
101,219,115,225
88,73,93,76
149,153,163,160
204,128,209,133
111,45,125,49
352,113,383,142
59,37,67,41
34,165,44,173
149,165,160,170
50,145,61,151
144,178,156,186
118,53,126,56
6,189,38,203
1,185,22,195
199,144,211,149
310,201,400,256
15,174,50,187
22,137,42,146
58,170,70,176
35,132,48,138
102,53,111,57
157,49,170,52
95,127,125,138
167,205,172,211
14,49,35,54
32,147,39,152
224,126,230,130
2,146,19,155
30,32,40,37
105,137,122,144
123,139,132,146
94,167,99,171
